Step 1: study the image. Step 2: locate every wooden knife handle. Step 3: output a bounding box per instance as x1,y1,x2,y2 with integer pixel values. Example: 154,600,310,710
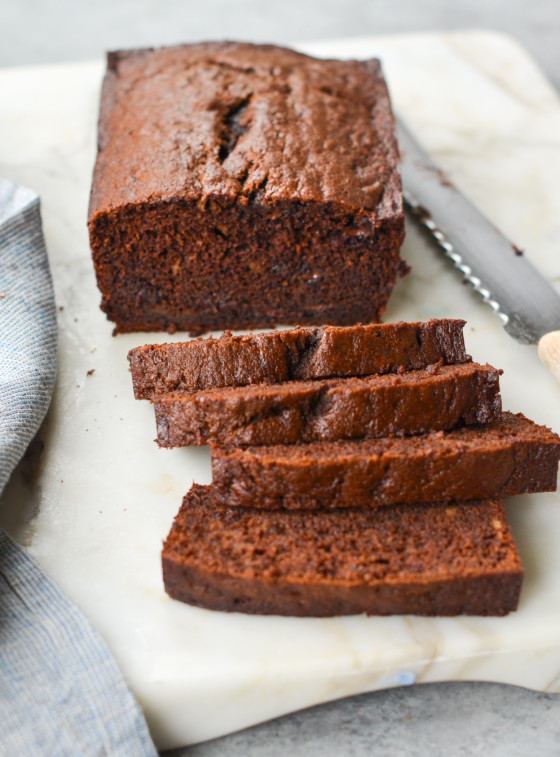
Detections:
538,331,560,383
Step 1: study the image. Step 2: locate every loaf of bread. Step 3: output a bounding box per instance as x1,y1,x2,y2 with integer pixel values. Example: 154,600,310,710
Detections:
128,320,470,399
162,485,523,616
153,362,502,447
210,411,560,509
88,42,407,335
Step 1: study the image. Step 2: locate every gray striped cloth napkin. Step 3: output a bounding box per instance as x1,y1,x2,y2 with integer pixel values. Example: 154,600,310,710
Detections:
0,178,157,756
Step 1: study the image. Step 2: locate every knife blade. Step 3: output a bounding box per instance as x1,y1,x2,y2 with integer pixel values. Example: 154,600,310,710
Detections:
396,117,560,382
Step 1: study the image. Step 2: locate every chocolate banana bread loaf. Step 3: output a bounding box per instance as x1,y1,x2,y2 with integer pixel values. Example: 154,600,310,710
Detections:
129,319,470,399
211,411,560,509
88,42,407,335
153,362,502,447
162,485,523,616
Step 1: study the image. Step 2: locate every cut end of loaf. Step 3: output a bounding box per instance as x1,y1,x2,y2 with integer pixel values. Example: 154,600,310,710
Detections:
90,199,406,335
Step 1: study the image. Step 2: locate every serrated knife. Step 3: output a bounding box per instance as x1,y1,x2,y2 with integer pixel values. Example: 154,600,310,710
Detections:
396,118,560,383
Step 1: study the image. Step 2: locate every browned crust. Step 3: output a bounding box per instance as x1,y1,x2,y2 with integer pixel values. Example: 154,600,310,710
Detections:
163,556,523,617
88,43,403,218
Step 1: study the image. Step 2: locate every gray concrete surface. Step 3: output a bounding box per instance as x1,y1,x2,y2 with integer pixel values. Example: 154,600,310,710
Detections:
2,1,560,755
174,682,560,757
1,0,559,90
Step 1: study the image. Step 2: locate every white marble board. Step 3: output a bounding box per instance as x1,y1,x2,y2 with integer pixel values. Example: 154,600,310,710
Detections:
1,31,560,750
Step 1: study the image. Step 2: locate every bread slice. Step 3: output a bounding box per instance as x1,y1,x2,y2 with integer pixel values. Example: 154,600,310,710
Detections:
162,485,523,616
128,319,470,399
210,411,560,509
154,362,501,447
